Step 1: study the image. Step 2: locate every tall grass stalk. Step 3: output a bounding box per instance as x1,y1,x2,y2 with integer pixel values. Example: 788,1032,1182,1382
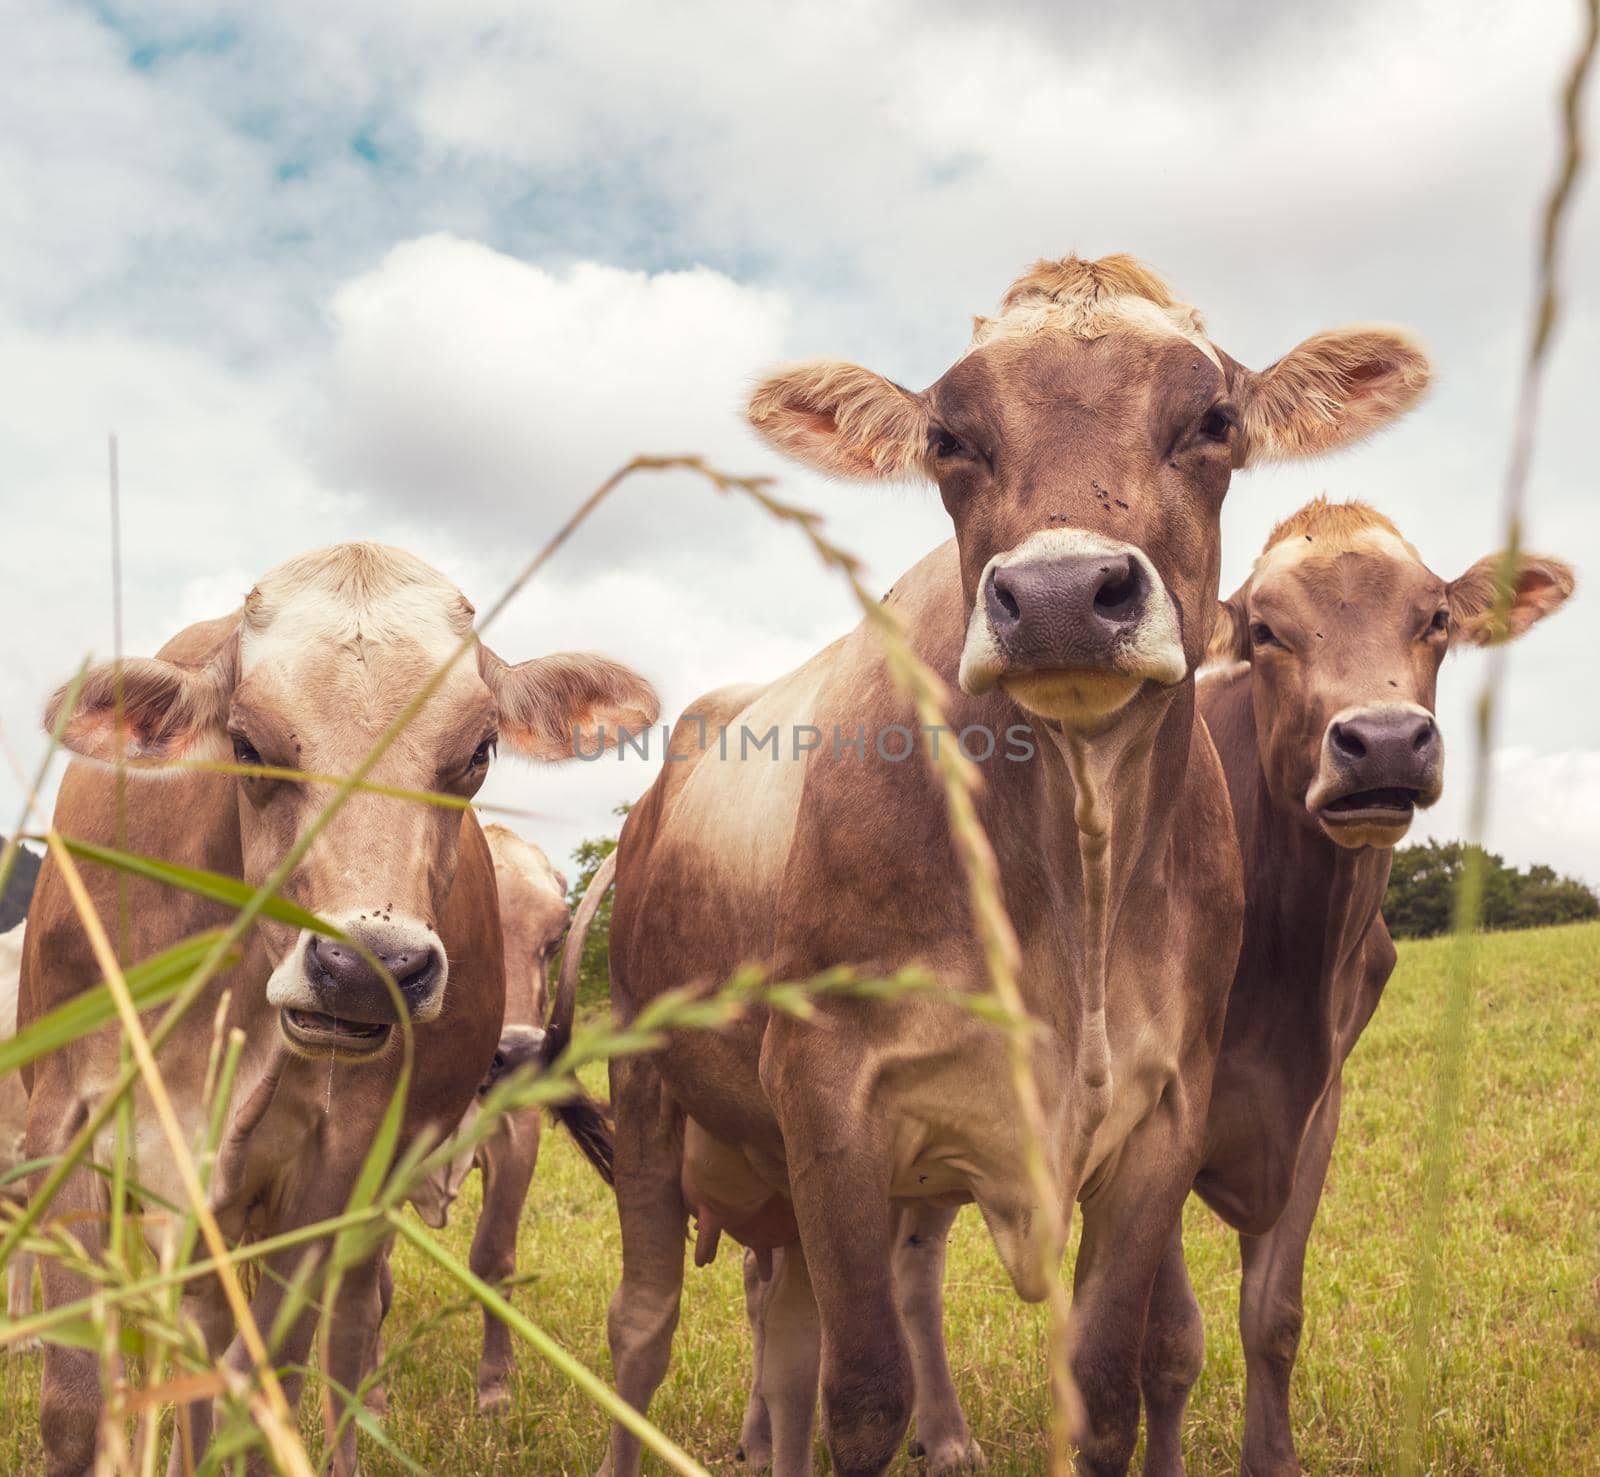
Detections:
1398,3,1599,1469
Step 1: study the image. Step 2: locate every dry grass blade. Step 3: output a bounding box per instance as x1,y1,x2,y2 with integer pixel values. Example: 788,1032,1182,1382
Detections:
1398,5,1600,1470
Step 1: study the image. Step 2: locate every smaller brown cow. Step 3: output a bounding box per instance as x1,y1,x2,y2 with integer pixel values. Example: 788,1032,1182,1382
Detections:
1140,499,1575,1474
406,823,592,1412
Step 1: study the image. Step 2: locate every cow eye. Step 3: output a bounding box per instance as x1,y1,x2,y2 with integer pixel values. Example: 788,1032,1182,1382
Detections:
1428,608,1449,635
231,733,262,768
1249,621,1282,649
928,427,968,461
1198,405,1236,443
471,735,498,769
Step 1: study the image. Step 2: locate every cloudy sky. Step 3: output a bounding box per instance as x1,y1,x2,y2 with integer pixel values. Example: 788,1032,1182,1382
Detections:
2,0,1596,887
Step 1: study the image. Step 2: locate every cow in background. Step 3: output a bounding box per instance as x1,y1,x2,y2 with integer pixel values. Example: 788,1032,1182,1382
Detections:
1140,500,1575,1474
406,823,603,1413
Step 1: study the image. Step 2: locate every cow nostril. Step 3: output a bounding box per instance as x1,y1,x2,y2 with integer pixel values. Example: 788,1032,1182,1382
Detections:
1330,722,1367,760
990,570,1021,622
382,947,438,989
1093,571,1138,616
1412,718,1437,752
1090,556,1143,622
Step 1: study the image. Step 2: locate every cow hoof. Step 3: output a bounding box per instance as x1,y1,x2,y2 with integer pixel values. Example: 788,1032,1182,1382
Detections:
735,1439,773,1471
477,1381,511,1416
912,1435,986,1473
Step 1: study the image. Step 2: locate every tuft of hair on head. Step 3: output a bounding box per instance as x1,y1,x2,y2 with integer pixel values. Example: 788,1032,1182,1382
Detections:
1000,253,1180,314
243,542,475,637
1259,495,1406,556
971,253,1206,353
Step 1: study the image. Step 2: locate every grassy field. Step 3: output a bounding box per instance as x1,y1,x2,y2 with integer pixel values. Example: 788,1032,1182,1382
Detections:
3,921,1597,1473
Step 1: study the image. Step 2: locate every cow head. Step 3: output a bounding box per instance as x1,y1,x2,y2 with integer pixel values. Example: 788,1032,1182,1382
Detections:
1208,498,1574,847
483,822,571,1028
406,1022,547,1229
47,543,657,1060
749,255,1430,731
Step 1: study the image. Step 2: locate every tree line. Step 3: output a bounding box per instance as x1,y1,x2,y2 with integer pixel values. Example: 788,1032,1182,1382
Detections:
558,821,1597,1005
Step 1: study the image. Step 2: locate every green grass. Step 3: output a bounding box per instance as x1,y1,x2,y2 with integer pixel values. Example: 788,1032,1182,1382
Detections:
4,922,1597,1473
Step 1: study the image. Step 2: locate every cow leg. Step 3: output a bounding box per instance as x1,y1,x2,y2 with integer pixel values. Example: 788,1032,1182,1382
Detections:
601,1055,687,1477
6,1244,36,1344
471,1108,542,1414
1068,1106,1204,1476
1238,1084,1340,1477
777,1087,910,1477
166,1276,236,1477
896,1201,982,1474
362,1250,395,1418
34,1147,108,1476
760,1242,822,1477
736,1249,774,1470
322,1254,387,1477
1139,1221,1203,1477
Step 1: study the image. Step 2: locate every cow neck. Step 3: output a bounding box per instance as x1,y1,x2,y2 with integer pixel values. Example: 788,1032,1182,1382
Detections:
1043,689,1187,1191
1242,726,1390,1025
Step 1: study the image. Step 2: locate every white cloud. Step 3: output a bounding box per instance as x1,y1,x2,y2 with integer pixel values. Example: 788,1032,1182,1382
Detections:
0,0,1596,891
1408,747,1600,887
318,234,791,556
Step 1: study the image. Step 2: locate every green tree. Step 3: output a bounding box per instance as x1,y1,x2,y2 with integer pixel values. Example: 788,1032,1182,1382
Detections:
562,802,631,1012
1384,838,1598,939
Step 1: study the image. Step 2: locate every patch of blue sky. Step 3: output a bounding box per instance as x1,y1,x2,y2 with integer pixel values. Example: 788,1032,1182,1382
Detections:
84,1,239,71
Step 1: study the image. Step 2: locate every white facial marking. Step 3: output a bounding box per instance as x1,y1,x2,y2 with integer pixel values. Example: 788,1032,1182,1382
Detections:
239,544,469,679
266,911,449,1023
1254,524,1423,582
967,292,1219,367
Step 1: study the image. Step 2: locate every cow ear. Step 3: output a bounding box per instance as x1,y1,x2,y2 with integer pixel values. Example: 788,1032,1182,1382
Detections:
481,648,659,761
1235,327,1431,466
1447,553,1575,647
748,359,930,481
45,655,234,764
1204,589,1252,666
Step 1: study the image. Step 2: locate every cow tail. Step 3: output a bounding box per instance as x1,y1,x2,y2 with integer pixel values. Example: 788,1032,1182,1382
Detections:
546,850,617,1187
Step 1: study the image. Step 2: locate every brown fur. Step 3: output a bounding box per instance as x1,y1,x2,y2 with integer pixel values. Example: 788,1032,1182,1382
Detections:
1260,494,1404,552
1138,501,1574,1471
20,544,656,1473
602,258,1432,1477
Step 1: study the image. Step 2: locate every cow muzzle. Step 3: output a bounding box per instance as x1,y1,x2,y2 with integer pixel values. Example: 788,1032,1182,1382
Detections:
1307,702,1443,848
959,530,1186,725
268,913,449,1059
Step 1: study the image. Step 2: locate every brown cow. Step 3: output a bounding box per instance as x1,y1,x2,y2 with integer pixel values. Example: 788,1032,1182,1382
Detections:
593,254,1431,1476
815,498,1575,1475
1137,499,1575,1474
405,823,586,1413
18,543,656,1476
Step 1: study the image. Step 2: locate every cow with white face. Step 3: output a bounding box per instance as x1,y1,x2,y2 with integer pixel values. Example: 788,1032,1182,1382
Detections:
20,543,656,1477
589,254,1433,1476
